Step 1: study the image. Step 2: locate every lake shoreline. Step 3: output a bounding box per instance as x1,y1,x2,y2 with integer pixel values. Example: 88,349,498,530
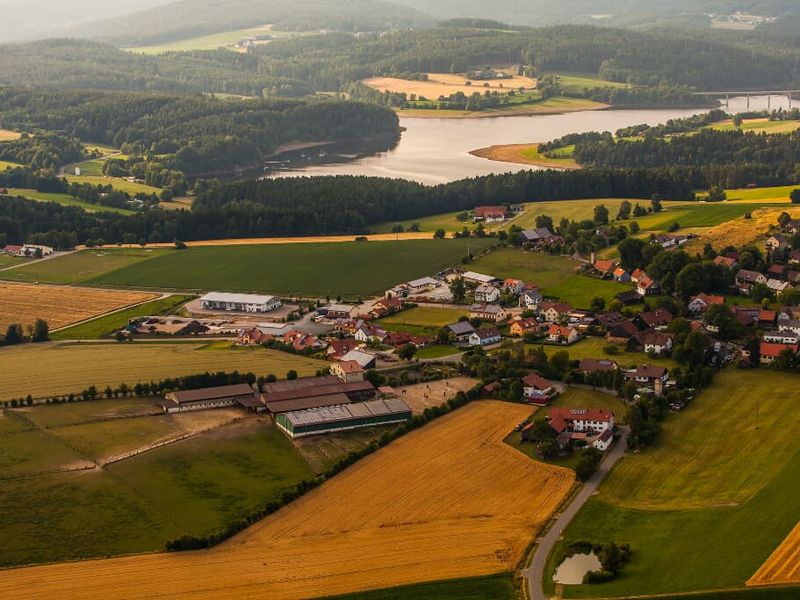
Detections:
396,101,609,119
470,143,581,170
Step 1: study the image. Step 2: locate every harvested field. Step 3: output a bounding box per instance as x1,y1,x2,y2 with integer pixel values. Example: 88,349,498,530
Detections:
395,376,478,413
749,521,800,587
0,401,574,599
685,206,800,252
363,73,537,99
0,283,156,330
0,129,21,141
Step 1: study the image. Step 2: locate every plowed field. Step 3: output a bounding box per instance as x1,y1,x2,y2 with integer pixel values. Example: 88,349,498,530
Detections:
748,521,800,586
0,283,156,330
0,401,573,599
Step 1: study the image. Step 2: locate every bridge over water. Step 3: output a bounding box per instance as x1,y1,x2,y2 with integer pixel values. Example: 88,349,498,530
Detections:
692,89,800,109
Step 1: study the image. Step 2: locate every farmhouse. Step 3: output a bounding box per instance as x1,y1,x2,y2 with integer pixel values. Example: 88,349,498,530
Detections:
689,293,725,314
474,283,501,303
548,407,615,434
469,304,507,322
519,288,543,309
630,268,647,283
759,342,799,365
641,330,675,355
330,360,365,383
468,327,502,347
446,321,476,344
522,373,556,405
521,228,562,246
161,383,259,413
472,206,507,222
593,259,617,278
626,365,669,394
613,267,631,283
274,398,412,439
199,292,281,313
547,324,580,345
637,276,661,296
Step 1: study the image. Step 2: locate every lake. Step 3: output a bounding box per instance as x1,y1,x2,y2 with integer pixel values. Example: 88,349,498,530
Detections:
554,551,603,585
266,95,793,184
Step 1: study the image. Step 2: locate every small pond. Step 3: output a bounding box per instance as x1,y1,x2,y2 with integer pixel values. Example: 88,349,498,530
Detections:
553,551,602,585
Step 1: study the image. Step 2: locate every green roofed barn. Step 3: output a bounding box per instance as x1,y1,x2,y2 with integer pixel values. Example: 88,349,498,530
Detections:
275,398,412,439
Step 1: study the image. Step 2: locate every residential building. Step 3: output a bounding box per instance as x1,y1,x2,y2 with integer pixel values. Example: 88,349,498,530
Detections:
626,365,669,394
616,290,642,305
594,259,617,278
339,349,377,369
327,338,360,359
521,228,562,245
766,278,791,294
473,206,507,222
637,308,673,330
547,324,580,345
330,360,365,383
406,277,441,295
760,342,799,365
688,293,725,314
461,271,497,285
736,270,768,293
630,268,647,283
641,330,674,355
522,373,556,405
199,292,281,313
548,407,616,434
474,283,501,303
606,319,639,345
764,330,800,344
509,317,541,337
578,358,619,375
519,289,543,310
325,303,356,319
539,301,572,323
637,276,661,296
468,328,502,347
613,267,631,283
765,233,788,253
503,278,525,295
593,429,614,451
469,304,508,322
354,324,388,344
446,321,476,344
713,255,738,270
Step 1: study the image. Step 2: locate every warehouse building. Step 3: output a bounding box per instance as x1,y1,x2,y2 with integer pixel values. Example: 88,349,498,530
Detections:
199,292,282,313
261,378,376,414
275,398,413,439
161,383,258,413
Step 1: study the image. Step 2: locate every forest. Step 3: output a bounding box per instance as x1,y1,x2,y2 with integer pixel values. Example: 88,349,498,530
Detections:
0,162,790,248
0,88,400,182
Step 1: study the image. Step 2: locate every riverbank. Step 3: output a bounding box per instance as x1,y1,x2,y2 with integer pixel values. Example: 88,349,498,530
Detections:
470,143,581,169
396,98,608,119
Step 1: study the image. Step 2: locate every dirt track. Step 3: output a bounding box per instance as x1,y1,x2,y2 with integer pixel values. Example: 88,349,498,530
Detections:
0,401,573,599
748,520,800,586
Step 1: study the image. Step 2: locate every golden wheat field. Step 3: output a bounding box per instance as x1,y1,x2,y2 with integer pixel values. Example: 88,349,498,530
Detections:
685,207,800,252
0,283,157,331
0,129,21,141
363,72,537,98
748,521,800,586
0,401,573,599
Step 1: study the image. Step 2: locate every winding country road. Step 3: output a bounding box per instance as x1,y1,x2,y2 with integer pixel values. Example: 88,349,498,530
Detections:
525,427,630,600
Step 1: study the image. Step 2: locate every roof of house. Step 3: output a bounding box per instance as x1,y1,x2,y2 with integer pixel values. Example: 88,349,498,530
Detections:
579,358,619,373
631,365,668,379
760,342,799,358
549,407,614,424
736,269,764,283
199,292,277,305
340,349,377,367
327,339,360,356
512,317,539,329
540,300,572,313
548,324,576,337
447,321,475,335
326,303,354,314
616,290,642,303
596,429,614,443
473,205,507,217
641,330,675,346
596,312,625,327
691,293,725,306
613,267,629,277
608,319,639,338
713,256,738,268
548,415,569,434
521,227,557,241
759,309,777,322
639,308,673,328
522,373,552,390
407,276,440,288
335,360,364,374
470,303,504,314
473,327,501,340
638,276,659,289
475,283,499,293
166,383,255,405
594,259,616,273
461,271,496,284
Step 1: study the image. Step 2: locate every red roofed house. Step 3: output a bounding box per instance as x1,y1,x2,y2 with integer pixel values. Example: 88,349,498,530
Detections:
522,373,556,405
547,324,580,345
327,338,360,359
330,360,365,383
637,276,661,297
540,301,573,323
548,407,616,434
473,206,508,222
714,256,738,270
2,244,23,256
630,268,647,283
688,293,725,314
760,342,799,365
613,267,631,283
594,259,617,278
509,317,542,337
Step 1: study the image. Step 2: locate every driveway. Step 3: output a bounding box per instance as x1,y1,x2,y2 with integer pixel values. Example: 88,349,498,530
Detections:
525,427,630,600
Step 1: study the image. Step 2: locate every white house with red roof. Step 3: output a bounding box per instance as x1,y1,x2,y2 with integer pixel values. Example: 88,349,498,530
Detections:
547,407,616,434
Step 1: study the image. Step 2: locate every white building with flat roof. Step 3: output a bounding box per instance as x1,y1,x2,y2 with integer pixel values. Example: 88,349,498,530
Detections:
199,292,281,313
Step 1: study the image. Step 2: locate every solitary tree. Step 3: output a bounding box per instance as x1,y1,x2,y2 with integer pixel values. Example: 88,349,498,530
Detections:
2,323,23,346
791,189,800,204
31,319,49,343
398,344,417,361
286,370,298,381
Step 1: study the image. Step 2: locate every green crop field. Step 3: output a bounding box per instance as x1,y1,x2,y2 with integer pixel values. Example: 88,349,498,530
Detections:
372,211,469,234
547,369,800,598
0,342,325,401
0,413,312,567
711,119,800,134
0,160,21,171
531,336,677,369
3,188,134,214
51,294,193,340
0,255,31,270
546,72,629,93
325,573,518,600
2,248,169,285
726,185,798,202
129,27,304,55
380,306,467,328
415,345,462,359
83,240,494,298
469,249,628,307
628,203,784,232
65,175,162,196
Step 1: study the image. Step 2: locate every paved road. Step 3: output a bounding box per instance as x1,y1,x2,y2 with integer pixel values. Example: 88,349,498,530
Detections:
525,427,630,600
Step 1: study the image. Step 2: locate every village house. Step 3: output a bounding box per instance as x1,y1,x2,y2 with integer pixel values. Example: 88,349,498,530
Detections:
613,267,631,283
736,270,768,293
539,300,572,323
578,358,619,375
767,264,789,281
468,327,502,347
503,278,525,295
370,297,403,318
339,349,377,369
759,342,798,365
637,308,673,330
688,293,725,314
641,330,675,356
473,205,508,222
199,292,282,314
596,311,625,330
764,330,800,344
626,365,669,394
636,276,661,296
519,288,543,310
606,319,640,345
630,268,647,283
520,227,562,246
713,255,739,270
765,233,788,253
354,324,388,344
283,330,327,353
446,321,476,344
778,319,800,335
325,303,356,320
522,373,557,405
759,309,777,326
469,304,508,322
474,283,501,303
547,324,580,345
510,317,542,337
327,338,361,360
766,278,791,294
548,407,616,434
593,259,617,279
330,360,365,384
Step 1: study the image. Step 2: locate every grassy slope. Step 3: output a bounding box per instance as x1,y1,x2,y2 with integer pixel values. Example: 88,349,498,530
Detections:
372,211,468,234
4,188,134,215
324,573,517,600
0,342,324,400
0,415,312,567
129,27,302,55
85,240,494,298
549,369,800,598
65,175,161,196
51,294,194,340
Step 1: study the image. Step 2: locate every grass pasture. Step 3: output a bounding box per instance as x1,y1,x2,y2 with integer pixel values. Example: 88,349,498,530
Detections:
324,573,517,600
51,294,193,340
548,369,800,598
65,175,162,196
0,159,21,171
129,26,302,54
726,185,798,202
4,188,134,214
0,282,157,331
0,401,573,598
372,210,468,234
0,342,324,401
380,306,467,329
84,240,494,298
530,336,677,369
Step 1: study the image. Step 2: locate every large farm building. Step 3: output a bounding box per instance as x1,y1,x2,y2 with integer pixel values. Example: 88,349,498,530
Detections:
275,398,412,438
199,292,281,313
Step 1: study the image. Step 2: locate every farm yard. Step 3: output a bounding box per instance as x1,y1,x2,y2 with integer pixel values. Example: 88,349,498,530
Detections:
394,377,477,413
0,342,324,401
0,401,574,598
0,409,312,567
546,370,800,598
749,521,800,587
0,283,157,331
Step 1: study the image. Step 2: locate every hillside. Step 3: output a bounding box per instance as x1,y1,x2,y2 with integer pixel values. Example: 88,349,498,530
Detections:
55,0,431,47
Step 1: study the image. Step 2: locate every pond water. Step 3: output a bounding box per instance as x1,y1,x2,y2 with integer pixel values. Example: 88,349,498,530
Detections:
265,95,793,184
554,551,603,585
